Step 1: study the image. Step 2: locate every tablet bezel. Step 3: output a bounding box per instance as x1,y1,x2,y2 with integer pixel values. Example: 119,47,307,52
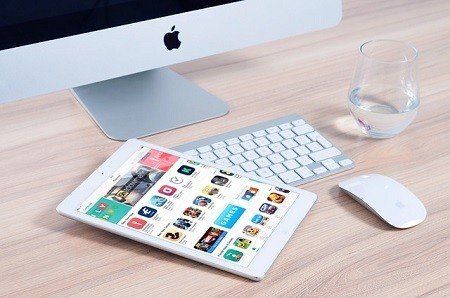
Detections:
57,139,316,280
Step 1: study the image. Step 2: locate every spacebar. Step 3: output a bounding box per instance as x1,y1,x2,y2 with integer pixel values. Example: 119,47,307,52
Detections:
309,147,341,162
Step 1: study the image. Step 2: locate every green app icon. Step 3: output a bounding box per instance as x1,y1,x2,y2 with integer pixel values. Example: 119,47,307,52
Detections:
224,249,243,262
87,197,131,223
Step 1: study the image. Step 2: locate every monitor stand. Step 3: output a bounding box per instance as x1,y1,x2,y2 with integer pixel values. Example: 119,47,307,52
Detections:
72,67,229,141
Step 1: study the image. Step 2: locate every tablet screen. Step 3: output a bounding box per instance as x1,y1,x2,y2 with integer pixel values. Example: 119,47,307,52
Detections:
78,146,301,267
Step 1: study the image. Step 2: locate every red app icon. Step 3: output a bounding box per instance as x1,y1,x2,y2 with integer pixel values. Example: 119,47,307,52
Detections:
158,185,177,196
127,217,147,230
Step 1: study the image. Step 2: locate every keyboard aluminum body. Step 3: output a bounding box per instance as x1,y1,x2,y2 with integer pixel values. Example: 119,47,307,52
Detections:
173,114,354,186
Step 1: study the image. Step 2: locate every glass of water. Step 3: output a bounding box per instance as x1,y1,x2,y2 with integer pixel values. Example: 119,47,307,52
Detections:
348,40,419,138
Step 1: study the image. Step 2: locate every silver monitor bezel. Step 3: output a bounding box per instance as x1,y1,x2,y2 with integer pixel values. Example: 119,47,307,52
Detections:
0,0,342,103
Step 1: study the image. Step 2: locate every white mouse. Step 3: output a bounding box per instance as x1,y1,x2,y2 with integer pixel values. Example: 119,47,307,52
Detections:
339,174,426,229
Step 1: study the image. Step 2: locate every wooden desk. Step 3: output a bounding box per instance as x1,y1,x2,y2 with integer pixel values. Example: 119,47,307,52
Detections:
1,0,449,295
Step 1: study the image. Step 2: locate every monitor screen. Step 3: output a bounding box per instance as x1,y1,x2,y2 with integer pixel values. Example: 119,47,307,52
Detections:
0,0,241,51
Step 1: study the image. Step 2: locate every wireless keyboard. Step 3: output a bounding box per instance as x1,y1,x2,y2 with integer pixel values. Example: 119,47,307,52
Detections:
173,114,354,186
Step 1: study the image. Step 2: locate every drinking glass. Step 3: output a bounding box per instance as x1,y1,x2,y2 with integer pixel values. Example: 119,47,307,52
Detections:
348,40,419,138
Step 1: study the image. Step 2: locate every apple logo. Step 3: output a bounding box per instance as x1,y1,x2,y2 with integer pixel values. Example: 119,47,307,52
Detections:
164,26,181,50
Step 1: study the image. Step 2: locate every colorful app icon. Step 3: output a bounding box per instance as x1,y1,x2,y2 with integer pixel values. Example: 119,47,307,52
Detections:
219,170,234,176
138,206,157,218
214,204,246,229
243,225,260,237
259,203,277,214
275,187,290,193
267,193,286,204
183,207,202,218
127,217,147,229
234,237,252,249
177,165,195,176
193,196,211,207
211,175,229,186
158,185,177,196
139,149,179,171
163,228,184,242
173,218,193,230
150,195,167,207
251,214,270,225
241,187,259,201
170,176,184,184
194,227,227,253
202,185,219,196
224,249,243,262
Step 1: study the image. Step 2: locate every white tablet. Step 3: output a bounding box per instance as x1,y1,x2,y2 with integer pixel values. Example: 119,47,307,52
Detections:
57,139,316,280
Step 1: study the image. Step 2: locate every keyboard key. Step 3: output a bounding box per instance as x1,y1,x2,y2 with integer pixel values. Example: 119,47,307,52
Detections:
313,166,327,175
255,146,272,157
283,159,300,170
214,148,231,158
268,142,285,153
281,138,298,149
306,141,323,152
292,119,306,126
254,157,272,168
225,138,240,145
296,155,313,166
309,147,341,162
294,145,310,156
279,130,296,139
230,165,242,173
216,158,233,167
229,154,246,165
228,144,245,154
239,134,253,142
247,171,259,179
279,170,302,184
241,161,258,172
322,159,340,170
339,159,353,167
294,135,311,145
296,166,314,178
279,122,293,130
185,149,198,156
211,141,226,149
268,153,285,164
197,145,213,153
242,150,259,161
254,137,270,147
241,140,258,151
307,132,332,148
266,133,283,143
280,149,297,160
200,152,217,162
292,124,314,135
256,167,273,178
253,130,267,137
266,126,281,134
270,163,287,174
268,175,284,185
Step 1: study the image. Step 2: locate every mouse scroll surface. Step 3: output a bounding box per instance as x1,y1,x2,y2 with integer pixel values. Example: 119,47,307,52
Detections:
339,174,426,229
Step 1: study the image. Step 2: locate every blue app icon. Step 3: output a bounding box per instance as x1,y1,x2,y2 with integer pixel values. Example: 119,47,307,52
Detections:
150,195,167,207
251,214,264,224
214,204,246,229
138,206,157,218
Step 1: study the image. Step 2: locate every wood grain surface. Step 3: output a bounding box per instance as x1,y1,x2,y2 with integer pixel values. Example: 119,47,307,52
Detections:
1,0,449,296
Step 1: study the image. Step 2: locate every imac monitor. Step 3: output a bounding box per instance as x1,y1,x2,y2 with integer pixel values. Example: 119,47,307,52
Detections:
0,0,342,140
